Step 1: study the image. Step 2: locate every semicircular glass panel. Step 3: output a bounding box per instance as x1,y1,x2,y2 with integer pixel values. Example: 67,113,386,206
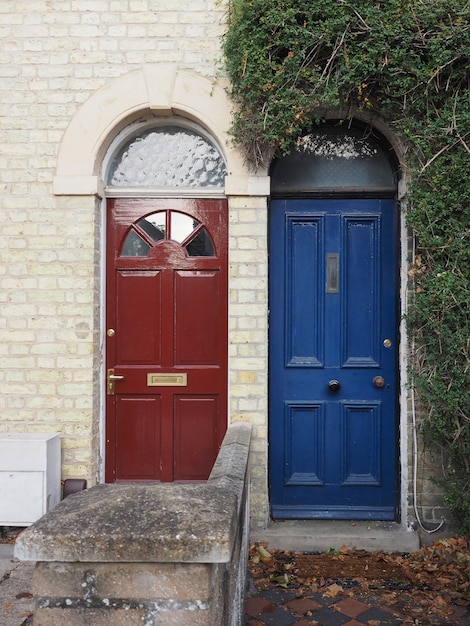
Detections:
108,126,228,188
271,127,397,193
121,210,215,257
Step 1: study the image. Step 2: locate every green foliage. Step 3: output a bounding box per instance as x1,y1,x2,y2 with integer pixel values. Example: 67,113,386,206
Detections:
223,0,470,534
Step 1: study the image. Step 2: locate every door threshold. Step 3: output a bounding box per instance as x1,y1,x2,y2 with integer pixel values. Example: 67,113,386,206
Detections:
250,519,420,553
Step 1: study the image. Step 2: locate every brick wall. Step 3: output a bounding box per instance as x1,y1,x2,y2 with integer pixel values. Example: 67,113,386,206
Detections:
0,1,229,486
228,196,269,528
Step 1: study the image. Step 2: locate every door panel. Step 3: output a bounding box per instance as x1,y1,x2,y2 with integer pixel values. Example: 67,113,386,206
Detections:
287,216,324,366
115,396,162,480
175,270,222,365
106,199,228,483
341,403,381,486
116,271,162,365
174,396,220,480
284,403,325,486
270,199,397,519
342,217,380,366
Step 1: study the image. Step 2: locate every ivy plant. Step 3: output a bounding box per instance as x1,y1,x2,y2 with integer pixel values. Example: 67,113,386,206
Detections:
223,0,470,535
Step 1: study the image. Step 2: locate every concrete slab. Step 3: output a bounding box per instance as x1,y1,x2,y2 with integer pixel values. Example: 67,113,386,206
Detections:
0,544,15,580
250,520,420,553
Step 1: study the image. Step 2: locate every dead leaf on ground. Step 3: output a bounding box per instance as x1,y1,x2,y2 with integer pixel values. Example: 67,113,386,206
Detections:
323,583,343,597
247,535,470,623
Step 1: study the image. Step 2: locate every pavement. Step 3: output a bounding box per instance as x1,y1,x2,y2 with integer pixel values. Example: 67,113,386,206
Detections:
244,581,406,625
0,544,34,626
1,523,469,626
243,576,470,626
244,521,470,626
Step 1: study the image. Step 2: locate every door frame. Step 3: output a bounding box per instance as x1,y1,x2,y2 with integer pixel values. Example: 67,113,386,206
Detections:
105,197,228,482
267,122,405,521
268,197,400,519
103,197,229,483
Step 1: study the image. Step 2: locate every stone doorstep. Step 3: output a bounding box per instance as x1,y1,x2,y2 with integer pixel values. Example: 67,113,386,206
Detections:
251,519,420,553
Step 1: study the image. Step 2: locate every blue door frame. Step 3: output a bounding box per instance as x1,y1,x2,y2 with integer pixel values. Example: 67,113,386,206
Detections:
269,199,398,519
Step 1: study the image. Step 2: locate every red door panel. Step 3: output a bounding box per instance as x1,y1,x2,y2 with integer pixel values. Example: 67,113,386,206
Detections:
174,396,220,480
106,199,228,483
175,270,222,365
116,271,162,365
116,396,162,480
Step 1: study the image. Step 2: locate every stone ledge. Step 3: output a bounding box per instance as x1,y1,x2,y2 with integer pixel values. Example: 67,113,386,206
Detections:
15,422,252,566
15,483,237,564
14,423,253,625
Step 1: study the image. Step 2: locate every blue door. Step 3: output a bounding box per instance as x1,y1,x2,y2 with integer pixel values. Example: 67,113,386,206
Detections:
269,199,398,519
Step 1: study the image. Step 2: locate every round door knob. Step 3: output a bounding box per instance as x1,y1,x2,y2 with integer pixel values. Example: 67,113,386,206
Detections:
373,376,385,388
328,380,341,393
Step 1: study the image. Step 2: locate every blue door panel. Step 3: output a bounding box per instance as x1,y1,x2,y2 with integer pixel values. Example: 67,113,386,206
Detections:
284,402,325,486
341,403,381,486
269,199,398,520
342,216,380,366
286,215,324,366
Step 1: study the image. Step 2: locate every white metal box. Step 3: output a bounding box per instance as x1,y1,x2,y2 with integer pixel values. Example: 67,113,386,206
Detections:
0,433,61,526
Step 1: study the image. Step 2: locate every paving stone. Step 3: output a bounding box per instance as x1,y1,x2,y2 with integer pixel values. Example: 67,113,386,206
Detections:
333,596,369,618
358,606,404,625
305,606,350,625
255,606,297,625
0,560,35,626
245,596,276,616
284,597,323,614
308,591,341,606
259,586,296,604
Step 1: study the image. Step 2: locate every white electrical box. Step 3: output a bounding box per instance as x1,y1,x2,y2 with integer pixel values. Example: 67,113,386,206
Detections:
0,433,61,526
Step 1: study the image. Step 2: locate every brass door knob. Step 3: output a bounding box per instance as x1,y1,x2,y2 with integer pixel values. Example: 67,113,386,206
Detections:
373,376,385,388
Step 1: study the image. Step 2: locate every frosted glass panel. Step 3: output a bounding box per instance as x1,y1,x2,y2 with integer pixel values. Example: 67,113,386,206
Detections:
271,128,396,192
108,127,227,188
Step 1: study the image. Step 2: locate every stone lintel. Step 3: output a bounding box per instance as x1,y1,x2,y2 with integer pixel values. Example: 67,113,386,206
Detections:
15,483,237,564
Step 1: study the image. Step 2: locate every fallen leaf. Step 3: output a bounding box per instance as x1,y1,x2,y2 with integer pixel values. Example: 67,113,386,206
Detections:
324,583,343,598
257,545,272,559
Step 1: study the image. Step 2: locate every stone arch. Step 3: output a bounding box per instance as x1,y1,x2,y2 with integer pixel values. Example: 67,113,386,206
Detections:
53,65,247,196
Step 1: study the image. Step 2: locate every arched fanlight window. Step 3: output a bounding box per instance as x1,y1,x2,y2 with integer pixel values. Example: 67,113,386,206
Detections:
270,126,398,195
121,210,215,258
105,122,228,190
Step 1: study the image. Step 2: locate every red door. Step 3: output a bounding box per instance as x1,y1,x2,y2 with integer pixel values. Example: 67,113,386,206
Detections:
105,198,228,482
